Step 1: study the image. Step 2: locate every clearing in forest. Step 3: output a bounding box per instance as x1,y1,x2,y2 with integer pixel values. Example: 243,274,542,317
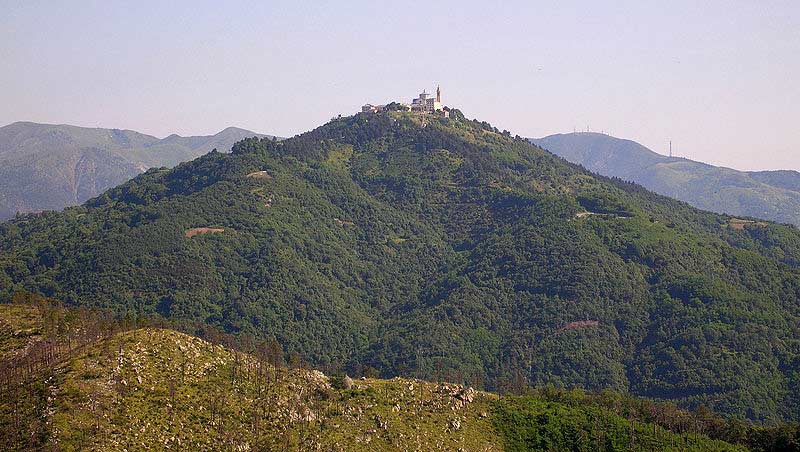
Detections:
185,227,225,238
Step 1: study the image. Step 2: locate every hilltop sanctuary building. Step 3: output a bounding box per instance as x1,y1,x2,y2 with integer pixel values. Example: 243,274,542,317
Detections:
410,86,443,113
362,86,447,116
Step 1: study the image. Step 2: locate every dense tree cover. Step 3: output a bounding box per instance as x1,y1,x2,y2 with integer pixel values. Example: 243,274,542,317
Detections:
0,111,799,423
492,395,742,451
494,388,800,452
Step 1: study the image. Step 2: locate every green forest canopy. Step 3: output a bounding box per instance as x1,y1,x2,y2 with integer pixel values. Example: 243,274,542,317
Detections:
1,110,799,423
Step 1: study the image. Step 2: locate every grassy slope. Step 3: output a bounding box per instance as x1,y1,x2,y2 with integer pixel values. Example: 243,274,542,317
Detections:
0,305,749,452
0,303,44,358
53,329,500,451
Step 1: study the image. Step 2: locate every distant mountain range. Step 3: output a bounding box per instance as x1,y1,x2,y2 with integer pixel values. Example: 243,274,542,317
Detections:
531,133,800,226
0,122,273,220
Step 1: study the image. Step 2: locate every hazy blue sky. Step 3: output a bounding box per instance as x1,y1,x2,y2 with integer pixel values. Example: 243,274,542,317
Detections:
2,0,798,170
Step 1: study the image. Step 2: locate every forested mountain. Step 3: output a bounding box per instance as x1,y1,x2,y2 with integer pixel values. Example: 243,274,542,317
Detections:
1,111,799,423
532,132,800,226
0,122,272,220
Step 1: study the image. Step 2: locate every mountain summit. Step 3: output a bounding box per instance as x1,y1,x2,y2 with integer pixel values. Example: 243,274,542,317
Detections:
1,110,799,422
0,121,273,220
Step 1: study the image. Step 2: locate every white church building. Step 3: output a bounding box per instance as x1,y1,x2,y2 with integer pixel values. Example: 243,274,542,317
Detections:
362,86,447,116
410,86,443,113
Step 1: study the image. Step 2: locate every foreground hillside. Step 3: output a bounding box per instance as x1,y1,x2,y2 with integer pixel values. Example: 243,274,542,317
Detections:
1,110,799,422
0,121,272,220
532,132,800,226
0,302,766,451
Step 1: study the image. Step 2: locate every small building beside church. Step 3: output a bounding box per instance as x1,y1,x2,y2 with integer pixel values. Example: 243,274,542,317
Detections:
361,104,384,113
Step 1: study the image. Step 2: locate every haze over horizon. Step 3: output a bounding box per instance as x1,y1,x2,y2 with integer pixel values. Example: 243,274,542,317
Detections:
2,0,799,171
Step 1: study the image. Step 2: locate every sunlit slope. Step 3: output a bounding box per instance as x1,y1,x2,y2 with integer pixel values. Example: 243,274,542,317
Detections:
0,304,747,451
